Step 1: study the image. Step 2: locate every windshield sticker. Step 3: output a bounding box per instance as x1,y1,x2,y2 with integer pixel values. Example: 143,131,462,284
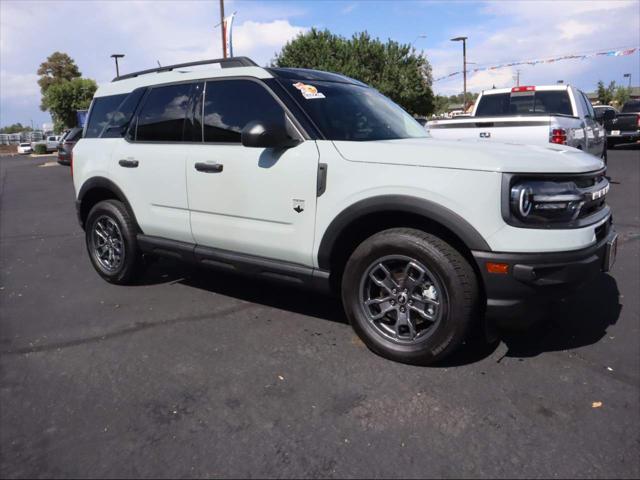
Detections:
293,82,325,99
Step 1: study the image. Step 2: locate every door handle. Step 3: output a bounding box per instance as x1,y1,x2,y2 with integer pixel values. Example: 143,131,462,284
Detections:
194,162,223,173
118,159,139,168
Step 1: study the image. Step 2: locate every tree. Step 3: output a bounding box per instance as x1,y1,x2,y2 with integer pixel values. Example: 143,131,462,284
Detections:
42,78,97,131
596,80,616,105
433,95,450,115
273,29,434,115
613,86,631,106
0,123,32,134
37,52,82,110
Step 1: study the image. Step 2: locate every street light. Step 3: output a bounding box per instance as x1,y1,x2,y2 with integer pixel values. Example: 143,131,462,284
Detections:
451,36,468,110
411,34,427,49
623,73,631,88
110,54,125,78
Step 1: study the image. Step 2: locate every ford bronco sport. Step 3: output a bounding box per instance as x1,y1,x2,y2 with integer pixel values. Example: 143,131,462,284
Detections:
73,57,617,365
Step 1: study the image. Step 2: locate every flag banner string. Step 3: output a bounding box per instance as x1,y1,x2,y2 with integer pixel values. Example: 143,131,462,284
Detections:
433,47,639,82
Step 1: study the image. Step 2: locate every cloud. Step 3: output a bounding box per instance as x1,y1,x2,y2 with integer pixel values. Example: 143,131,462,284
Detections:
0,71,40,101
558,20,599,40
341,3,358,14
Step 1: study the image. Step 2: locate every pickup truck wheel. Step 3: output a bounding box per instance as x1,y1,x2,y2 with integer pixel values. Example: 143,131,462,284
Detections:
85,200,141,284
342,228,479,365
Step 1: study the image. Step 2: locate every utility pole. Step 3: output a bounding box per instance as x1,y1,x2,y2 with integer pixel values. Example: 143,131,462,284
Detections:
624,73,631,88
516,69,520,87
451,36,468,110
219,0,227,58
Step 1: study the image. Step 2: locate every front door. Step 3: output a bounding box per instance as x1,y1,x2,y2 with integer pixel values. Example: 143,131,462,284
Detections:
186,79,319,266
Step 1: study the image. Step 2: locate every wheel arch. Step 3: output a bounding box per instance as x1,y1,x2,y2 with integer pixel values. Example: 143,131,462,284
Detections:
77,177,141,232
317,195,490,291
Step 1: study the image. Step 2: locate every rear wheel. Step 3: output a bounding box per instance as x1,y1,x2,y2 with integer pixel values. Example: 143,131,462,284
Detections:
85,200,142,284
341,228,480,365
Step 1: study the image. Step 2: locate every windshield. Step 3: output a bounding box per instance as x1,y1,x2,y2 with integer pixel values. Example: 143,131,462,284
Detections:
282,80,427,141
475,91,573,117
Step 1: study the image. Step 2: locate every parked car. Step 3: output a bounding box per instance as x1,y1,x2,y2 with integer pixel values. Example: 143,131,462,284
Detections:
606,100,640,148
57,127,82,166
17,142,32,154
32,135,61,153
426,85,610,161
72,58,616,365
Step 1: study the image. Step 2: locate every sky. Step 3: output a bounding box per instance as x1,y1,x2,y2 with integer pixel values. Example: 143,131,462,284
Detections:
1,0,639,128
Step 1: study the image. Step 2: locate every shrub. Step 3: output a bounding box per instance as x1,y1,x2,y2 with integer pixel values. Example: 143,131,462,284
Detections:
34,144,48,154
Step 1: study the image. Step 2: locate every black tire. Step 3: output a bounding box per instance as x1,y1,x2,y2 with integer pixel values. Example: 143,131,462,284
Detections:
602,144,608,165
85,199,142,284
607,139,616,150
341,228,480,365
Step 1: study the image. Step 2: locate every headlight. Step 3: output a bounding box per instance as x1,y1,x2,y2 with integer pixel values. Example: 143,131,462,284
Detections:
510,180,586,223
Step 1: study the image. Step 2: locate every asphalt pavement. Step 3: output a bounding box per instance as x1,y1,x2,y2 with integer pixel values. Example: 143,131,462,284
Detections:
1,149,639,478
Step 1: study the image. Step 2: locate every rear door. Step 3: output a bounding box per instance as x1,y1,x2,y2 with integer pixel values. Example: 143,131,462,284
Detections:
186,78,319,266
110,82,203,244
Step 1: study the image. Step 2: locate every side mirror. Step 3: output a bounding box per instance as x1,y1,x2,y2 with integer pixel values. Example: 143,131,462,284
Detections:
241,118,301,149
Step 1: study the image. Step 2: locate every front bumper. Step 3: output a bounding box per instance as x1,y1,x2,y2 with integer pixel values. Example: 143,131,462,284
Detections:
472,217,616,320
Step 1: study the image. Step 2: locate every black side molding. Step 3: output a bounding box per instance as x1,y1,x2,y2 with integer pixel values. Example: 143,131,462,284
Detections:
317,195,491,270
317,163,328,197
137,235,330,293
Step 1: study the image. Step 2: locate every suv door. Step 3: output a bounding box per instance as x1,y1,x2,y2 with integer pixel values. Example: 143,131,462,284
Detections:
110,82,203,244
186,78,319,266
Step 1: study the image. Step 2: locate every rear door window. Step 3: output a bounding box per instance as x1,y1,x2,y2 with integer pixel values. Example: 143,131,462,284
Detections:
136,83,194,142
85,94,127,138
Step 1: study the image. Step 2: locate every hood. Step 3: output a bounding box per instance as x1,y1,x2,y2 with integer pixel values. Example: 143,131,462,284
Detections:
332,137,604,174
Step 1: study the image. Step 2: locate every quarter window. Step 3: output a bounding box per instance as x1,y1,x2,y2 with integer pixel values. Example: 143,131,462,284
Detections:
136,83,194,142
85,94,127,138
203,80,286,143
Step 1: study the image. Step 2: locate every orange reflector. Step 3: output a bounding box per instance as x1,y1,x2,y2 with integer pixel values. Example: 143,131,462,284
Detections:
486,262,509,274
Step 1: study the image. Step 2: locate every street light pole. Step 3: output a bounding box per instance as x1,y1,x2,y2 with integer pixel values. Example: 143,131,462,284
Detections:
624,73,631,88
451,36,468,111
219,0,227,58
411,34,427,49
110,54,124,78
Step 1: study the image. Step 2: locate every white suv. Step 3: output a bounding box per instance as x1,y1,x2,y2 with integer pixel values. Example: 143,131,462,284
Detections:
72,57,617,365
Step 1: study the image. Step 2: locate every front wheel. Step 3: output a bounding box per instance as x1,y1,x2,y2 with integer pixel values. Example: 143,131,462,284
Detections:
341,228,480,365
85,199,142,284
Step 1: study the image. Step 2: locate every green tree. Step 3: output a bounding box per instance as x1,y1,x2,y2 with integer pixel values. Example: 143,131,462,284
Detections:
0,123,32,134
596,80,616,105
273,29,434,115
37,52,82,110
433,95,450,115
42,78,97,131
613,86,631,106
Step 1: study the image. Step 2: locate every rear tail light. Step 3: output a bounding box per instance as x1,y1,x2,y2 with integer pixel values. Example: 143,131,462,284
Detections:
550,128,567,145
511,86,535,93
637,114,640,127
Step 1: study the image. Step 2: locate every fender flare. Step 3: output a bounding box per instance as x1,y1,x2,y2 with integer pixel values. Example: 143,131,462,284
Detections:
77,176,140,231
316,195,491,270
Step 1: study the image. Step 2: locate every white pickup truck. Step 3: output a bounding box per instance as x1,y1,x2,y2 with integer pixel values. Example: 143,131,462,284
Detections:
426,85,609,160
31,135,61,153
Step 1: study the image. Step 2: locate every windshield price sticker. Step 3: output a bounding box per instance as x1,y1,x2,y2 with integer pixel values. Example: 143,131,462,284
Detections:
293,82,325,99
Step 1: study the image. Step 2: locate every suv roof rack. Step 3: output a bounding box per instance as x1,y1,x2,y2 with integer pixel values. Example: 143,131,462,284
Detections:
112,56,258,82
